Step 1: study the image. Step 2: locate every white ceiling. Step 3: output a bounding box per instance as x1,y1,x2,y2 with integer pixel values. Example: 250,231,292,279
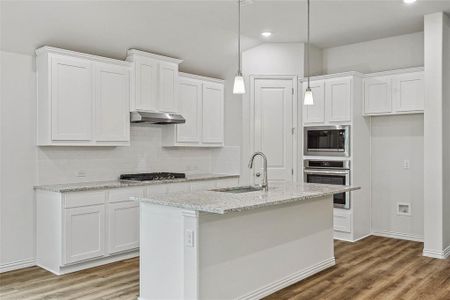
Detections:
1,0,450,78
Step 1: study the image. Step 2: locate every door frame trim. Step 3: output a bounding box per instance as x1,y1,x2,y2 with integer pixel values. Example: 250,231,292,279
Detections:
247,75,298,185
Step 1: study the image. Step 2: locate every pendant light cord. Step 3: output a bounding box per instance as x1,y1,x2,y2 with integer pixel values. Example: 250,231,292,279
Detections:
238,0,241,75
307,0,310,88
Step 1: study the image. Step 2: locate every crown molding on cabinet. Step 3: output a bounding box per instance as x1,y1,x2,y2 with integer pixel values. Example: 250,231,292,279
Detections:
364,66,424,78
35,46,131,67
179,72,224,84
127,49,183,64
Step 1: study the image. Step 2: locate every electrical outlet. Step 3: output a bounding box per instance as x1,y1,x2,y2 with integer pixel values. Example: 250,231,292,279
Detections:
403,160,410,169
76,170,87,177
185,230,195,248
397,203,411,216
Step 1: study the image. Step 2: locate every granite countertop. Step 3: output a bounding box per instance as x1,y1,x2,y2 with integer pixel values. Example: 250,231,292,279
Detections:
34,173,240,193
133,182,360,214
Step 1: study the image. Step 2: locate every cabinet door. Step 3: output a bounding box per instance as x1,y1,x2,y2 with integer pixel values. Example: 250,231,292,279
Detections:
392,72,424,113
135,58,158,111
51,55,93,141
326,78,352,122
158,62,178,112
202,82,224,145
176,77,202,143
94,63,130,142
108,201,139,254
64,205,105,264
303,80,325,124
364,76,392,115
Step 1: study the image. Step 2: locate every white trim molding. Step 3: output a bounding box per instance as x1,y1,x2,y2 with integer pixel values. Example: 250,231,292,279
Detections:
238,257,335,300
372,231,424,242
0,258,36,273
423,245,450,259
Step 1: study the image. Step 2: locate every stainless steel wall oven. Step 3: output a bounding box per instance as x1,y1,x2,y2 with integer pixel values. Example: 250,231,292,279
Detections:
304,159,351,209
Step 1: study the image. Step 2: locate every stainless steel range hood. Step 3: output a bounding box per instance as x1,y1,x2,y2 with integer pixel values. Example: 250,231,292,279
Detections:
130,111,185,125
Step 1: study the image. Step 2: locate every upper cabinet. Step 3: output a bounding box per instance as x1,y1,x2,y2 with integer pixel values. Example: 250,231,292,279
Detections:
162,73,224,147
363,68,424,116
302,76,353,125
36,47,131,146
126,50,183,113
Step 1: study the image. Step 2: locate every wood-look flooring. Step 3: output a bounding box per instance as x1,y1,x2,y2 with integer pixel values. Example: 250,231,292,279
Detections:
1,236,449,300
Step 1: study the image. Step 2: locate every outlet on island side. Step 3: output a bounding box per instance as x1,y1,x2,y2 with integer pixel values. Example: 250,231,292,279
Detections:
403,160,410,169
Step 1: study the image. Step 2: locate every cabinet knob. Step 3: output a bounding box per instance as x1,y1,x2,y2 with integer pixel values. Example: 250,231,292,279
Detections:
255,172,261,177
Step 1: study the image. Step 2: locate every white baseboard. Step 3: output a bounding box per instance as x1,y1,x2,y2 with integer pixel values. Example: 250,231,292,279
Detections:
238,257,336,300
372,230,424,242
423,245,450,259
0,258,36,273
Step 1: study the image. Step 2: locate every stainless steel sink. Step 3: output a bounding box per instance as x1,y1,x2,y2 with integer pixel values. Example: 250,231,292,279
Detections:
211,186,264,194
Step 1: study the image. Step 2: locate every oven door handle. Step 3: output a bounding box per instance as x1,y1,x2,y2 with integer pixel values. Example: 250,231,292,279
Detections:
304,169,350,175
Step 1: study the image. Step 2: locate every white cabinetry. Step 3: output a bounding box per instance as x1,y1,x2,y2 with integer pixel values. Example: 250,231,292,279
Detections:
127,49,183,113
36,46,131,146
302,77,352,125
163,73,224,147
363,68,424,116
64,205,106,264
36,176,239,275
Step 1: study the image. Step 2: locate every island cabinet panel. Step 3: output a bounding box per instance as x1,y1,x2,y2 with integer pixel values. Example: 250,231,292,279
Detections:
36,46,131,146
363,69,424,116
162,73,224,147
63,205,106,265
50,55,93,142
139,194,335,300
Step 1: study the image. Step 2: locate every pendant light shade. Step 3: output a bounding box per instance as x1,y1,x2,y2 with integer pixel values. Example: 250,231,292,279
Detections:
233,0,246,95
304,0,314,105
304,87,314,105
233,73,246,94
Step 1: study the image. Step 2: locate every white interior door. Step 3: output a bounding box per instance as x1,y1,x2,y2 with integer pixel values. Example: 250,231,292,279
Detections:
253,78,294,184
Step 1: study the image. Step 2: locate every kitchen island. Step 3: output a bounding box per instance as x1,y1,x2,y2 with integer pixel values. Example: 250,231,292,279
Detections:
134,182,360,300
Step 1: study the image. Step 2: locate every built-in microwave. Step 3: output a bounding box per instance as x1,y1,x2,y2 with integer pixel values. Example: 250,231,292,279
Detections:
304,125,350,157
304,159,351,209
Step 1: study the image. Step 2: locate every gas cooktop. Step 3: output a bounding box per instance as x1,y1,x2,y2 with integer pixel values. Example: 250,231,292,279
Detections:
119,172,186,181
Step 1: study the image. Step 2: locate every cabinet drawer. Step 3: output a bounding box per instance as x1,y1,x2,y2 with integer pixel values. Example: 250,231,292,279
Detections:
333,211,352,233
64,191,106,208
109,187,145,203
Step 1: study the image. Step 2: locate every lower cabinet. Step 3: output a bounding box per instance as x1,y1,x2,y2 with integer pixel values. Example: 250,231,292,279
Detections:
36,176,239,275
64,205,106,264
108,201,139,254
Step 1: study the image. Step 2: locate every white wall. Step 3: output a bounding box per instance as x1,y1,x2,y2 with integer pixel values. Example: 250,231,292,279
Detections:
0,52,36,271
0,51,240,271
322,32,425,241
423,12,449,258
323,32,424,74
370,115,424,240
443,14,450,251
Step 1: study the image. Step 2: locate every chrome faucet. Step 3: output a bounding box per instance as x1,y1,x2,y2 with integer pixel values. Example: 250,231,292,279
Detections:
248,152,268,192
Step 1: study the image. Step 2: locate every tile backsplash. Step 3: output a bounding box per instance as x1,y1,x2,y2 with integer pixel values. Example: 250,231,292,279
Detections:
37,125,240,185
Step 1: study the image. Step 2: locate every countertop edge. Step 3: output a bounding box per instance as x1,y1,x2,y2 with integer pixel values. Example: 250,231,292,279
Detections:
34,174,240,193
134,186,361,214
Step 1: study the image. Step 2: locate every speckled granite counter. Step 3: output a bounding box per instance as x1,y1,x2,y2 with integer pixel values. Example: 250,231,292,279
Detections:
133,182,360,214
34,173,239,193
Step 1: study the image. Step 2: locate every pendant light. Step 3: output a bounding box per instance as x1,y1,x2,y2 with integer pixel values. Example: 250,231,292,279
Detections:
304,0,314,105
233,0,246,94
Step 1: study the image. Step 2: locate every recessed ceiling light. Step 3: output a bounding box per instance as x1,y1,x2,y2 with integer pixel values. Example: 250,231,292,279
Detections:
403,0,416,4
261,32,272,38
